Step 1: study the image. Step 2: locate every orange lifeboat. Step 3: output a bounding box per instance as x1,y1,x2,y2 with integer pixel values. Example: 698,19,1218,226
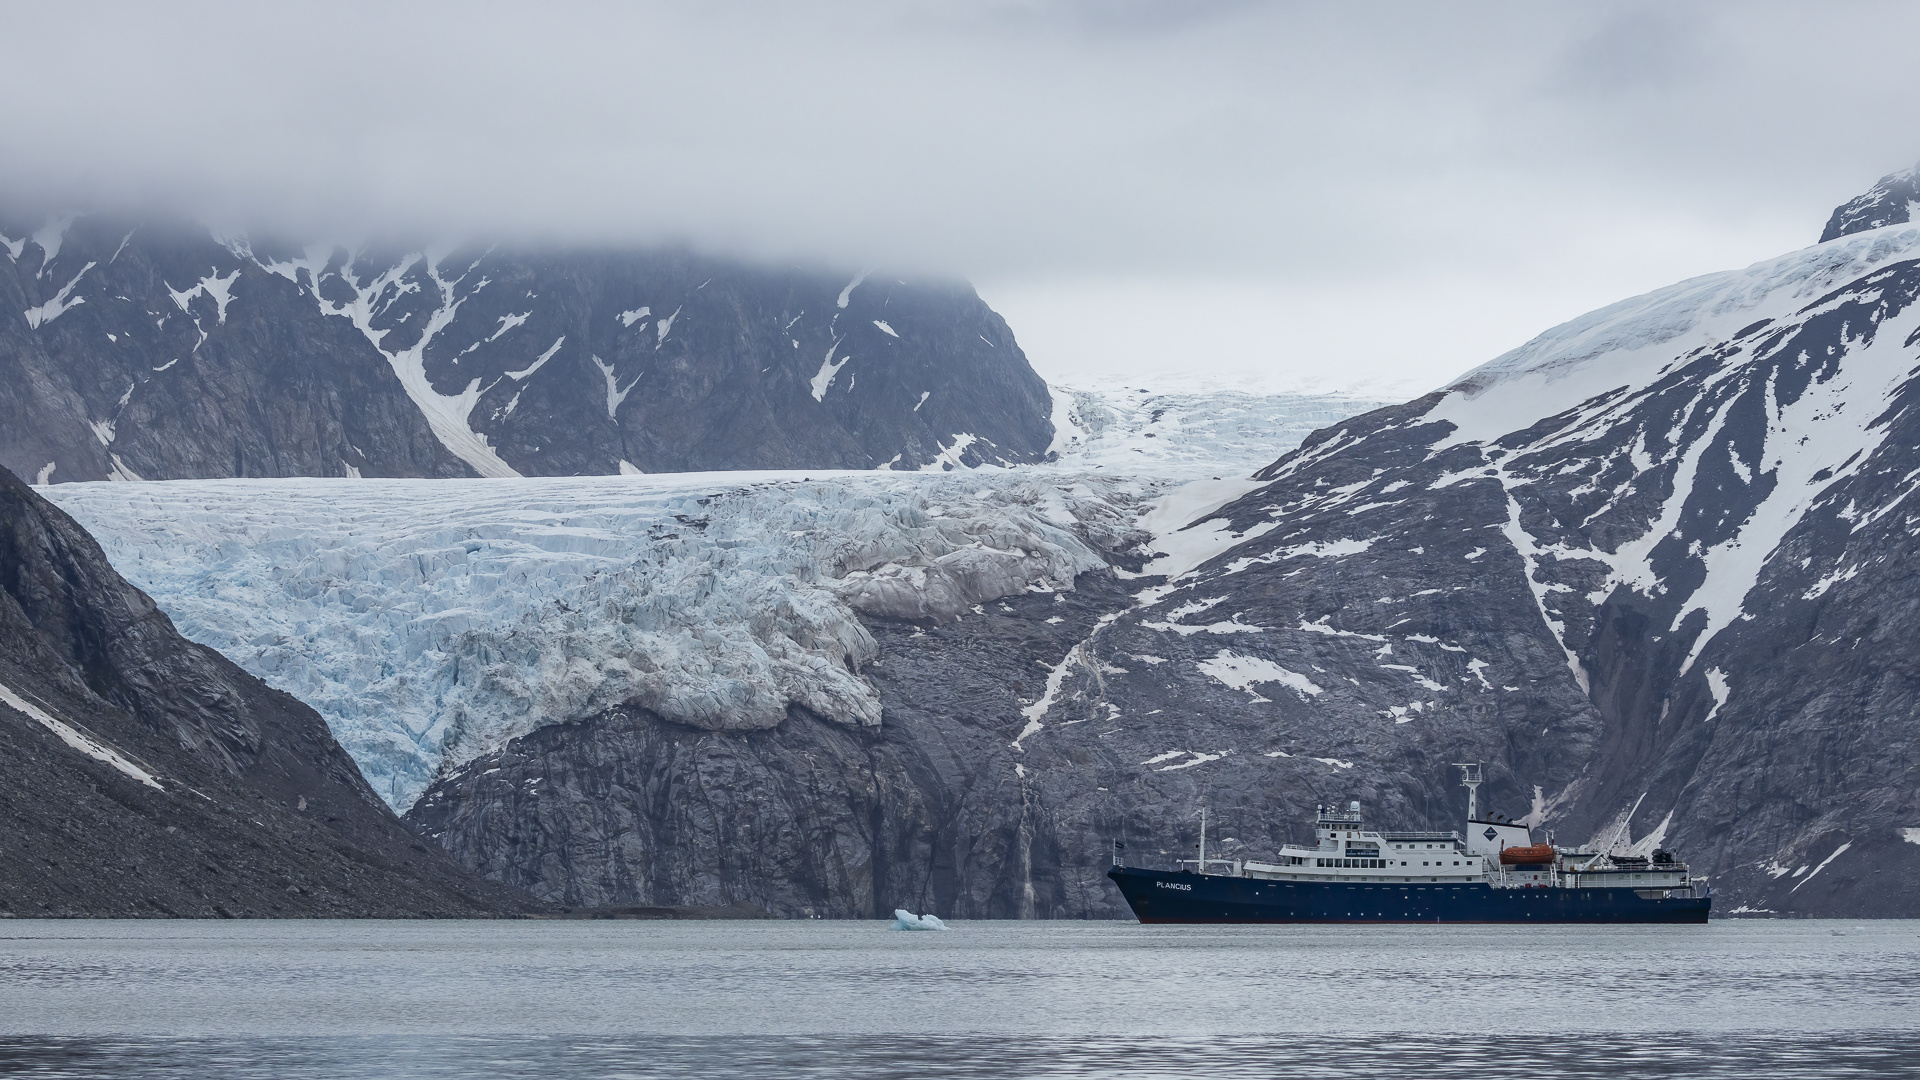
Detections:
1499,844,1556,866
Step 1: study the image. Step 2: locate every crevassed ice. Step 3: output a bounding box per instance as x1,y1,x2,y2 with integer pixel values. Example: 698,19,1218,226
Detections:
50,471,1147,810
48,382,1384,811
1047,383,1393,477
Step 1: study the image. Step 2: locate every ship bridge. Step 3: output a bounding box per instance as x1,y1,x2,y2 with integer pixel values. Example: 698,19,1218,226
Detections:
1233,801,1487,884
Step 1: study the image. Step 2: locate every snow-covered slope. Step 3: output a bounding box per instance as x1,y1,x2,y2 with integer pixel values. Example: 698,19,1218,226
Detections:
1408,217,1920,684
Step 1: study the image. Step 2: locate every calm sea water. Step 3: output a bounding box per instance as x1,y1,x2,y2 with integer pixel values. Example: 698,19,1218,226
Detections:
0,920,1915,1077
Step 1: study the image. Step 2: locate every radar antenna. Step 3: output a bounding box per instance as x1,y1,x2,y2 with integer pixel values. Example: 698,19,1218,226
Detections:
1453,763,1483,822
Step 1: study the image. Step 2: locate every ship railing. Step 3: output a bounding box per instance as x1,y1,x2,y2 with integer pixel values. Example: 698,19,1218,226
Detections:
1486,869,1692,889
1174,857,1243,876
1560,861,1691,875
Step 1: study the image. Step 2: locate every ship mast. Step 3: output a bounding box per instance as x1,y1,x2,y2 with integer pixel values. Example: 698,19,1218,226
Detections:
1454,762,1482,822
1197,800,1207,875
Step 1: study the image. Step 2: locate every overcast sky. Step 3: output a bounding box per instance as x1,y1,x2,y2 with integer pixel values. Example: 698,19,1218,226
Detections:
5,1,1919,396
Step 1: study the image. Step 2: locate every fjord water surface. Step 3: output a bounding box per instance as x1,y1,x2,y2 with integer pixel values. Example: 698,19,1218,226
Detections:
1,920,1914,1077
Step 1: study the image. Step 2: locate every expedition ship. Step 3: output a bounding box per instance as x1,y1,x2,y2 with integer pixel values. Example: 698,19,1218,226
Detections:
1107,765,1709,924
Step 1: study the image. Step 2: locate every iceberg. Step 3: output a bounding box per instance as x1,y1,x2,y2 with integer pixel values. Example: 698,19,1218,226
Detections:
892,909,947,931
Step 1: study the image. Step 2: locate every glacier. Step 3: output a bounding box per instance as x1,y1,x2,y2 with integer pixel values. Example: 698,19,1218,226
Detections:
45,383,1384,810
1045,381,1389,477
51,470,1131,808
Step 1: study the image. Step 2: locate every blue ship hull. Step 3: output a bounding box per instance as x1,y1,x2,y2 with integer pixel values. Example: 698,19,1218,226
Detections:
1108,866,1711,924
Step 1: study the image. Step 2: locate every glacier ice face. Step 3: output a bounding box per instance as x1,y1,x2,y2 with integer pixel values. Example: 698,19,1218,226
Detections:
47,381,1383,811
1047,383,1391,477
49,469,1150,809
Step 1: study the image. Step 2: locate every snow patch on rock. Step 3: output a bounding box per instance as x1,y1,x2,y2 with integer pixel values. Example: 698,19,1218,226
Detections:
1196,651,1322,699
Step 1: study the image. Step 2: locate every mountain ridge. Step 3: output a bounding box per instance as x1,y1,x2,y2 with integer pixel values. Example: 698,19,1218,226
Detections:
0,212,1055,485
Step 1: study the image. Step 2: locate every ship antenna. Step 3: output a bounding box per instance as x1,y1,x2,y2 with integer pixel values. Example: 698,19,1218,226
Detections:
1604,792,1646,854
1197,799,1208,876
1454,763,1482,822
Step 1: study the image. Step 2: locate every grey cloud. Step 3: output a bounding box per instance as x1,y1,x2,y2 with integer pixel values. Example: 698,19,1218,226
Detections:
3,1,1918,388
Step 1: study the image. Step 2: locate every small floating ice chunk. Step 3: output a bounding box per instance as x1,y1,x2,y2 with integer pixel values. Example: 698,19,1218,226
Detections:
892,909,947,931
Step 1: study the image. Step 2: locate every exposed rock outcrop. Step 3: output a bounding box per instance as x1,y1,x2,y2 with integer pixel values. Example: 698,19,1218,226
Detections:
1820,162,1920,242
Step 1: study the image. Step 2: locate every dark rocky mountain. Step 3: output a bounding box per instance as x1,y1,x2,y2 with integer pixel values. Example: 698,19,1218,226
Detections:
0,464,531,916
402,172,1920,919
1821,162,1920,242
0,212,1054,484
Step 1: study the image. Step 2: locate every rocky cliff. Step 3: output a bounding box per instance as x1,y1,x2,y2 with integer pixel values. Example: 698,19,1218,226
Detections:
0,213,1054,484
0,464,530,916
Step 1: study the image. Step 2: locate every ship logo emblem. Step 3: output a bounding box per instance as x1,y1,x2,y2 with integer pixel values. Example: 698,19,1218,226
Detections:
1483,827,1498,840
